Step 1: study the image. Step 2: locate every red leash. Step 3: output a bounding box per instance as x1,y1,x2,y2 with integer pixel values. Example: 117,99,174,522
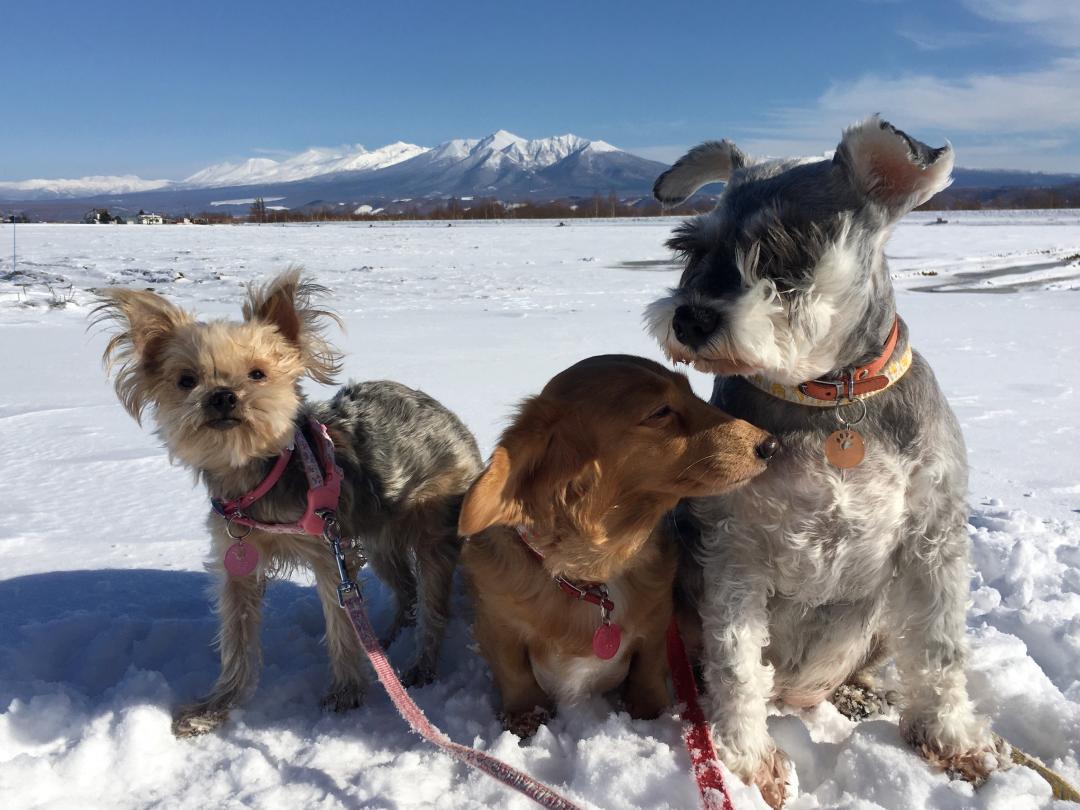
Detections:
666,619,736,810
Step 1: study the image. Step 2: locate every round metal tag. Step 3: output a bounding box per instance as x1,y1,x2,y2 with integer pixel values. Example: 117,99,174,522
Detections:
825,429,865,469
224,541,259,577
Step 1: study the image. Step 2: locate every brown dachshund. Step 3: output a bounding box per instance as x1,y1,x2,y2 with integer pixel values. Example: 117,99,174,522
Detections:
458,354,776,737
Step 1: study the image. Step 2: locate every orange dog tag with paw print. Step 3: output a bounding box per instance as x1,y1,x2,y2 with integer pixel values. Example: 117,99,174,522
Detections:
826,429,865,469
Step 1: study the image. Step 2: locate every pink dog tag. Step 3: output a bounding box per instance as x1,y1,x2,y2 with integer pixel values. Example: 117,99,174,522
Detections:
592,622,622,660
224,541,259,577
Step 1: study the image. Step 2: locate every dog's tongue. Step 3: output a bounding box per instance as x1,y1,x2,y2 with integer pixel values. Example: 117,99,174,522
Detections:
592,623,622,659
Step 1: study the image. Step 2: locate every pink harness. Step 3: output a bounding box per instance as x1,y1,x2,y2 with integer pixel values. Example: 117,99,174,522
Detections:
211,418,343,537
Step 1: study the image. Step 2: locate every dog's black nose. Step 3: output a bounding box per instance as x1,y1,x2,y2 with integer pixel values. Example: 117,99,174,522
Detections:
672,305,720,349
756,435,780,461
206,388,238,414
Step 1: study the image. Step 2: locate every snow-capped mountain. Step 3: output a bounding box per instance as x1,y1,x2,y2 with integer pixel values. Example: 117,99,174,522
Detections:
180,141,427,188
0,174,172,200
0,131,669,216
317,130,657,199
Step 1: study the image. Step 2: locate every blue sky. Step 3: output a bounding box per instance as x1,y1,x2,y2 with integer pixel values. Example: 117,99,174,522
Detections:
2,0,1077,180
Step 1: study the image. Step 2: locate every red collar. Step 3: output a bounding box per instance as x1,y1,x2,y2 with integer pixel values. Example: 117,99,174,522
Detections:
797,316,902,403
514,525,614,614
212,418,342,536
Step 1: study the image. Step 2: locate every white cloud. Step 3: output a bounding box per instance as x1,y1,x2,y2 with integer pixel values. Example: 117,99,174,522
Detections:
723,56,1079,170
690,1,1080,171
961,0,1080,46
896,28,992,52
804,57,1080,134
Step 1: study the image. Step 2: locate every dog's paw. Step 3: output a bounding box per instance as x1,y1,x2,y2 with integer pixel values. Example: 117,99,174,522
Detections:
401,663,436,689
831,683,896,721
321,683,365,714
902,716,1011,786
718,742,791,809
500,707,552,739
172,702,229,738
749,748,791,809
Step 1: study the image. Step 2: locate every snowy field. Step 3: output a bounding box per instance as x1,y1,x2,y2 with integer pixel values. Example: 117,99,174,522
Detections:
1,212,1079,809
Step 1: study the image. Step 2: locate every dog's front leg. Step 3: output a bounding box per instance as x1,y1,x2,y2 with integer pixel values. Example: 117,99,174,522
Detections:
893,537,1008,784
172,563,266,737
701,562,788,809
312,548,370,712
471,600,551,737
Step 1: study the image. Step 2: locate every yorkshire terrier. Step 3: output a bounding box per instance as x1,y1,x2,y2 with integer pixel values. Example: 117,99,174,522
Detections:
95,268,482,737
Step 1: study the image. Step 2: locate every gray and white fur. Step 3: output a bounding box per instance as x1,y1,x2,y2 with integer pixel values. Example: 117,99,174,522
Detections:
646,117,1007,802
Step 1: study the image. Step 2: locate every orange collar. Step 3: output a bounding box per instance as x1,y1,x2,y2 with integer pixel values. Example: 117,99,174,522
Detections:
745,317,912,406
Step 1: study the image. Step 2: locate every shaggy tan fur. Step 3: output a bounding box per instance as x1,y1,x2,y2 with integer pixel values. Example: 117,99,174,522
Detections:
94,268,481,737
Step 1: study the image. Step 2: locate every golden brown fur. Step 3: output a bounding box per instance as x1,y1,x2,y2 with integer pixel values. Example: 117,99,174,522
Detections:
458,354,773,736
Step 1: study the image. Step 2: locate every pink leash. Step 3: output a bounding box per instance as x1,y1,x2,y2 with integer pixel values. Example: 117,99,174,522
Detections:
666,618,736,810
323,518,585,810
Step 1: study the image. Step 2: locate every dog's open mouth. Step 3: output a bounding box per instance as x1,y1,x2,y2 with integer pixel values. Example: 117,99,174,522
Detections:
207,417,243,430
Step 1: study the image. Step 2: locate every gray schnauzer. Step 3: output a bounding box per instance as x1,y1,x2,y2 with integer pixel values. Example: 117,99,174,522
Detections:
95,269,481,737
646,116,1008,806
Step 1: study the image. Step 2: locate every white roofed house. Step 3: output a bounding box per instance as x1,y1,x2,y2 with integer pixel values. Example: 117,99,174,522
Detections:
136,210,164,225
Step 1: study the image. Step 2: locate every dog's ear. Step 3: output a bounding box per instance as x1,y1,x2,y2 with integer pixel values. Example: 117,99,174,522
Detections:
834,116,954,215
458,396,597,536
92,289,192,421
243,266,343,384
458,446,522,535
654,140,750,205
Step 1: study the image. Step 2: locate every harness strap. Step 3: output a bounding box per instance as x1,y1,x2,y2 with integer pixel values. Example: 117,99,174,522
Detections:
213,444,294,516
340,590,585,810
666,618,736,810
211,418,343,536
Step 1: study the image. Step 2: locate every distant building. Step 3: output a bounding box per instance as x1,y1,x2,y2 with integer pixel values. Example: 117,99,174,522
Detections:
136,212,164,225
83,208,117,224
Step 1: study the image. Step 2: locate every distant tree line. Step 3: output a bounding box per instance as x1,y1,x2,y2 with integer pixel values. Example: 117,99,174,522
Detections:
243,193,714,223
919,184,1080,210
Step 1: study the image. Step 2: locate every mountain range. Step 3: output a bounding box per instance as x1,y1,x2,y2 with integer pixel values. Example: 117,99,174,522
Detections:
2,131,1078,220
0,131,669,219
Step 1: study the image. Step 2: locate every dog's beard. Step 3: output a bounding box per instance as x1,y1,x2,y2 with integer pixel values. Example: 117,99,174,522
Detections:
155,395,299,472
645,277,856,385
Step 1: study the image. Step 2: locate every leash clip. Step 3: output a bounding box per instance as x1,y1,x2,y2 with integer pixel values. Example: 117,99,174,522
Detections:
320,510,360,607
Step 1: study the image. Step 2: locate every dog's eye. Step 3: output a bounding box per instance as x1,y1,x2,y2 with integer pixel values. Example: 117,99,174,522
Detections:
248,369,266,381
177,373,197,390
643,405,674,425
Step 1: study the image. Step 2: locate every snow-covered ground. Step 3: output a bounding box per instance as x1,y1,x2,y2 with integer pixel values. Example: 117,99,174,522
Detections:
1,212,1078,809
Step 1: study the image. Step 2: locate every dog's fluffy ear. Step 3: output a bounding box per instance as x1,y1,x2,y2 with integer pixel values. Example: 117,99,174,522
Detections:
654,140,750,205
458,446,521,536
243,267,343,385
834,115,954,214
458,396,597,536
92,289,193,422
